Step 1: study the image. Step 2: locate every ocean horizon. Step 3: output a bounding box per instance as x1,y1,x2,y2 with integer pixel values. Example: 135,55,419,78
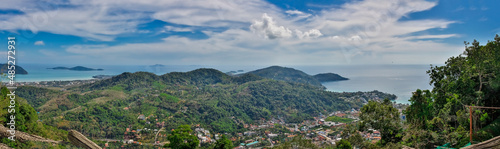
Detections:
9,63,433,104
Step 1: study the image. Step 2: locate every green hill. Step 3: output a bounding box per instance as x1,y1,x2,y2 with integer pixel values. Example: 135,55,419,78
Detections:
0,64,28,74
246,66,324,88
0,87,68,148
15,67,393,141
313,73,349,82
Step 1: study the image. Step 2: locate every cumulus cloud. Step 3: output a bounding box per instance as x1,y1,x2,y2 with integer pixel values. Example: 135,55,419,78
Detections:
34,41,45,45
250,13,322,39
250,13,293,39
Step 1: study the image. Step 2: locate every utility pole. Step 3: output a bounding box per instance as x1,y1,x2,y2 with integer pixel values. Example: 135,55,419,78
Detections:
469,106,472,143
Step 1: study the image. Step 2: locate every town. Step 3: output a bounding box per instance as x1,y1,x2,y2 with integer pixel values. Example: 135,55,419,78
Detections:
99,107,406,148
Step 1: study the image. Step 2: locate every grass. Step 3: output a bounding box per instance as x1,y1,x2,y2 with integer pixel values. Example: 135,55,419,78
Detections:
324,116,354,123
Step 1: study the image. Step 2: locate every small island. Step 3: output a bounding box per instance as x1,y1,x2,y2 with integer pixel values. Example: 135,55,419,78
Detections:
0,63,28,74
313,73,349,82
48,66,103,71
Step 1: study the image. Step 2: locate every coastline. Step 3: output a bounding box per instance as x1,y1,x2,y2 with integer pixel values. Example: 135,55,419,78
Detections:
3,78,101,89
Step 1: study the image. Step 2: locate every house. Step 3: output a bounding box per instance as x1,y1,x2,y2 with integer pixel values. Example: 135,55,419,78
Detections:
137,114,146,120
244,131,256,136
335,113,346,118
246,141,259,147
324,121,336,127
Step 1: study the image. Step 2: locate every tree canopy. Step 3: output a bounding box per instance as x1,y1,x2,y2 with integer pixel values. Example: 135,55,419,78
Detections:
165,125,199,149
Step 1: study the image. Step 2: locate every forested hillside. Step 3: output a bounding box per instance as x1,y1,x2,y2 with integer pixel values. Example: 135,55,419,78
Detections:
340,35,500,149
0,87,69,148
15,67,393,141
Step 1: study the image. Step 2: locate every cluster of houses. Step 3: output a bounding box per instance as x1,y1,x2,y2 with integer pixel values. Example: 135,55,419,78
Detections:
194,127,214,143
9,79,98,88
117,108,391,148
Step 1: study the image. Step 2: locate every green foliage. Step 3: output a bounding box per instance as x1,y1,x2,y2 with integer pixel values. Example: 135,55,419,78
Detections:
402,35,500,148
67,93,100,105
405,89,433,129
324,116,354,123
0,87,67,148
15,86,58,108
165,125,199,149
14,67,393,145
214,135,233,149
347,133,364,148
336,139,352,149
359,99,402,145
313,73,348,82
159,93,179,102
271,136,326,149
246,66,324,88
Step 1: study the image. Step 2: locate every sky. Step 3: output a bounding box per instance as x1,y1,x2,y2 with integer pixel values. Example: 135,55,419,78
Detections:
0,0,499,66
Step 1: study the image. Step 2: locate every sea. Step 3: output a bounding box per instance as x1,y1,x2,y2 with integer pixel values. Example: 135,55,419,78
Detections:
11,63,434,104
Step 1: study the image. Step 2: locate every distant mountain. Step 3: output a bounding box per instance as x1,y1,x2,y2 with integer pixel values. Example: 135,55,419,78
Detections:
246,66,324,88
313,73,349,82
0,63,28,74
150,64,166,67
48,66,103,71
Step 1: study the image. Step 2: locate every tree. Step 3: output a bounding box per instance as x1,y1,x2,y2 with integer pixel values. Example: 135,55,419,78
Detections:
347,133,364,148
405,89,434,129
271,136,325,149
336,139,352,149
359,99,402,145
165,125,199,149
214,135,233,149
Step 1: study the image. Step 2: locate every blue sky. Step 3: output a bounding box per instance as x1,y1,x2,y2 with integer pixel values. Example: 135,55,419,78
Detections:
0,0,498,66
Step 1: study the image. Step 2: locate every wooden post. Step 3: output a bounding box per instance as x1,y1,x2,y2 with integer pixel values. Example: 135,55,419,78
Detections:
469,106,473,143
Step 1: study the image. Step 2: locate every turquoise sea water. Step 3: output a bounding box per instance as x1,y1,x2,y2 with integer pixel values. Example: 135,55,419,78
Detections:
11,64,433,104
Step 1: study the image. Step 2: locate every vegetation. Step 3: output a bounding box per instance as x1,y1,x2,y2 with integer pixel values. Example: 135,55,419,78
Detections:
245,66,325,88
349,35,500,149
271,136,333,149
359,99,403,145
0,64,28,74
165,125,199,149
324,116,354,123
402,35,500,148
336,139,352,149
11,66,395,148
0,87,68,148
12,67,393,141
214,135,233,149
313,73,348,82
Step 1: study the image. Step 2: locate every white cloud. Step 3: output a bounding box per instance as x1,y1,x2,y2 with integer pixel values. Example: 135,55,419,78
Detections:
285,10,305,15
164,26,193,32
1,0,280,41
250,13,293,39
34,40,45,45
250,13,322,39
2,0,463,65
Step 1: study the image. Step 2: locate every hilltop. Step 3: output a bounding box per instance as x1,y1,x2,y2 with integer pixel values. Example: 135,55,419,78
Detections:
246,66,322,87
245,66,348,88
0,63,28,74
313,73,349,82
